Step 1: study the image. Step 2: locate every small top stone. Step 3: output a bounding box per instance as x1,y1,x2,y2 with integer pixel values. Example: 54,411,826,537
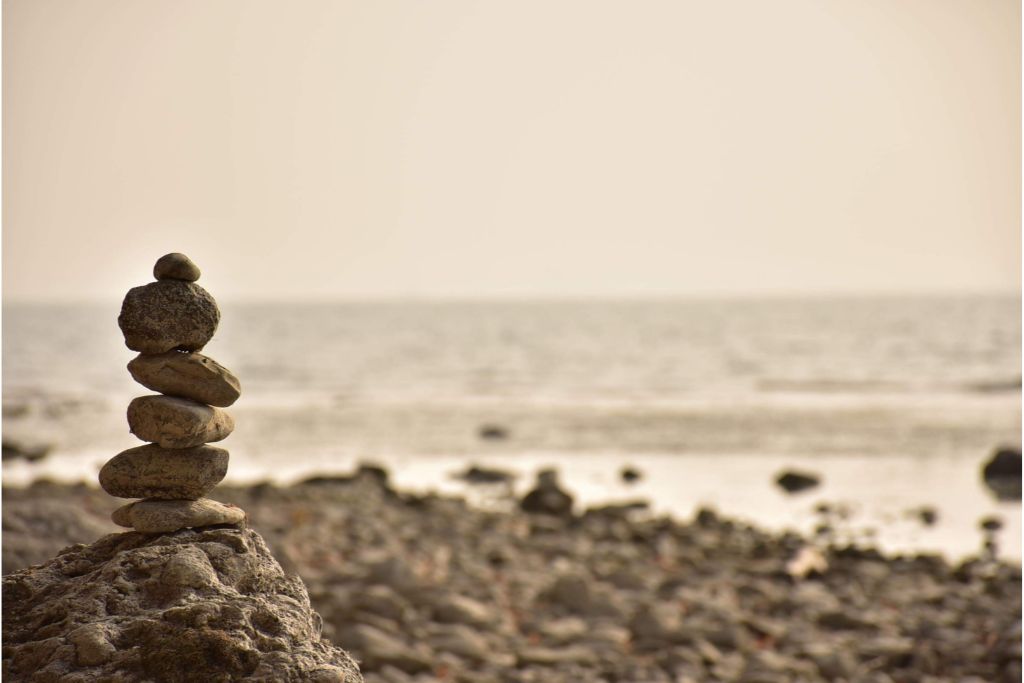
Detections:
154,253,201,282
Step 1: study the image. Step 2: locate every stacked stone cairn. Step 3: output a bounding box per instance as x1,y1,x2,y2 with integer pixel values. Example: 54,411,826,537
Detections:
100,253,246,533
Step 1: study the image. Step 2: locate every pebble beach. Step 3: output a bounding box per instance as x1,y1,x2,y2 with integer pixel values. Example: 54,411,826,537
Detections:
3,469,1020,683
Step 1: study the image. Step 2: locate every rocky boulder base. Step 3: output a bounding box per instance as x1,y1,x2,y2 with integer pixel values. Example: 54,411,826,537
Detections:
2,527,362,682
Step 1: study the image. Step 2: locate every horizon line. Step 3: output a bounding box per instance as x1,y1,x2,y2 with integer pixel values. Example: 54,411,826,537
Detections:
3,286,1021,307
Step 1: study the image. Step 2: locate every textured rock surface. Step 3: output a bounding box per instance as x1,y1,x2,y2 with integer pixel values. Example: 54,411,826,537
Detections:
113,498,246,533
118,281,220,354
153,253,201,282
127,352,241,407
127,395,234,449
99,444,228,499
2,527,362,682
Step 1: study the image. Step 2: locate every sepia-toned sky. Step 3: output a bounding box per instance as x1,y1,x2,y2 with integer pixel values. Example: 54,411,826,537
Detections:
3,0,1020,302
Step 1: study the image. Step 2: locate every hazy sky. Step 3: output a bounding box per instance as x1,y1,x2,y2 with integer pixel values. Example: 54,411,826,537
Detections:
3,0,1020,302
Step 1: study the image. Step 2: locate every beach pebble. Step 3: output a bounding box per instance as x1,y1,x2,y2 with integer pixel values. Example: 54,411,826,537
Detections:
127,352,241,407
127,395,234,449
111,498,245,533
153,253,201,282
337,624,432,674
99,444,228,499
118,280,220,353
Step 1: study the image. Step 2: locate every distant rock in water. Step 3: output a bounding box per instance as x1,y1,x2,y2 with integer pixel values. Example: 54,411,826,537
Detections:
521,469,574,517
775,469,821,494
620,466,643,484
1,438,51,462
982,447,1022,501
912,506,939,526
2,527,362,682
478,424,509,440
455,464,515,484
980,515,1004,532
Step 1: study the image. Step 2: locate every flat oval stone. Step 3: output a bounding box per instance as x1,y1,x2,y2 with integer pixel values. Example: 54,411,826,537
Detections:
127,395,234,449
153,253,201,282
99,444,228,499
111,498,246,533
118,281,220,354
127,352,241,407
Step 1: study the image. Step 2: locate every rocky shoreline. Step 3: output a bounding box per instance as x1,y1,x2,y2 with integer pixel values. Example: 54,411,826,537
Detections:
3,472,1021,682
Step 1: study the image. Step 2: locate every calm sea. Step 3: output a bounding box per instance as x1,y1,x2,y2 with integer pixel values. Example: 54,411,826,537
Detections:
3,295,1021,558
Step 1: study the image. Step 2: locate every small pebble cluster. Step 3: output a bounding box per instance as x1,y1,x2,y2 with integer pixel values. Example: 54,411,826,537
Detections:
99,253,246,533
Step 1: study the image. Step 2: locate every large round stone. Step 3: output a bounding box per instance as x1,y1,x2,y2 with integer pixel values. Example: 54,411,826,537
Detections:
127,395,234,449
153,253,201,282
99,444,228,499
111,498,246,533
127,352,241,407
118,281,220,354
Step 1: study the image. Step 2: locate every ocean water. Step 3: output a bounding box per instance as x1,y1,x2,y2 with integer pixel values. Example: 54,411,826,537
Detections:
3,295,1021,559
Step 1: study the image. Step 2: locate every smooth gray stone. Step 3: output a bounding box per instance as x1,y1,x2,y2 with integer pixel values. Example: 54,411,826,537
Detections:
127,395,234,448
111,498,246,533
99,444,228,499
127,352,241,407
153,253,201,282
118,280,220,354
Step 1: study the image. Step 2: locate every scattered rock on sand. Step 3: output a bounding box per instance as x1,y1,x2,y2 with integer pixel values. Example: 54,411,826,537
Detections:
118,280,220,353
982,447,1022,501
127,351,241,407
1,527,362,681
127,395,234,448
775,469,821,494
153,252,202,282
99,444,229,499
111,498,246,533
520,468,574,516
454,464,514,484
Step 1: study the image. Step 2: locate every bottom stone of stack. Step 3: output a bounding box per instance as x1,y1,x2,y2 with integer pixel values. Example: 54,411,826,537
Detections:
112,498,246,533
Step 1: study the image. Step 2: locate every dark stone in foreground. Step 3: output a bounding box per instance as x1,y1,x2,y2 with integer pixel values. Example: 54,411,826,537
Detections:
982,447,1022,501
776,469,821,494
2,527,362,682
